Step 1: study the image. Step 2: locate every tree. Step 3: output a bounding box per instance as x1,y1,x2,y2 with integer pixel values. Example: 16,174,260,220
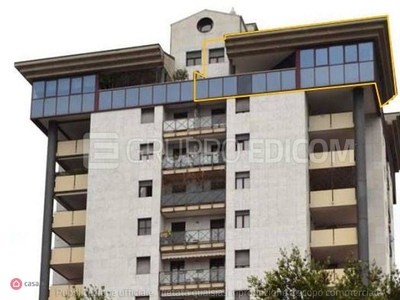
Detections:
173,69,188,81
68,285,113,300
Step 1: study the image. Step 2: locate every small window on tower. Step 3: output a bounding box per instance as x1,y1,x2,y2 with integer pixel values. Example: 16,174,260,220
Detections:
209,48,225,64
197,17,214,33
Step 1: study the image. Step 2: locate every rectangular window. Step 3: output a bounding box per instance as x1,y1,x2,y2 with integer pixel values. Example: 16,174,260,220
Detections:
235,172,250,189
186,51,201,66
235,210,250,228
136,257,150,274
236,134,250,151
209,48,225,64
139,180,153,197
236,97,250,113
138,218,151,235
136,297,149,300
235,291,250,300
140,144,154,160
235,250,250,268
141,107,154,124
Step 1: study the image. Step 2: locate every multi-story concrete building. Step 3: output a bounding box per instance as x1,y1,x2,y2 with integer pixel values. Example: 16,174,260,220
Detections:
15,9,399,300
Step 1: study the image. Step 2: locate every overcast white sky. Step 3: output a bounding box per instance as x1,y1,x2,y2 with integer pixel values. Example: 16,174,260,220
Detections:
1,0,399,298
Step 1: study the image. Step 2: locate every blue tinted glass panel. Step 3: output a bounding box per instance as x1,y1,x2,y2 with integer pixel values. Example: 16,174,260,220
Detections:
56,96,69,115
359,62,374,82
316,48,328,66
237,75,252,95
267,72,281,91
209,78,222,97
139,86,152,105
83,75,96,93
57,78,70,96
300,69,314,88
315,67,329,87
126,88,139,107
345,45,358,63
167,83,180,103
31,99,44,118
300,49,314,68
44,97,56,116
329,46,344,65
345,63,359,83
99,91,112,110
112,90,125,108
196,79,208,99
330,65,344,85
70,95,82,113
359,42,373,61
153,85,166,104
71,77,82,94
32,81,45,99
45,80,57,97
252,73,266,93
223,77,237,96
181,81,193,102
82,93,95,112
281,70,296,90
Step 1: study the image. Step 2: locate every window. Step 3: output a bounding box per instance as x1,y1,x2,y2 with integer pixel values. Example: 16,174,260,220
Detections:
235,291,250,300
235,250,250,268
137,257,150,274
236,97,250,113
236,134,250,151
172,184,186,194
235,172,250,189
211,180,225,190
209,48,224,64
140,144,154,160
235,210,250,228
136,297,149,300
211,144,221,153
141,108,154,124
197,17,214,33
138,218,151,235
174,112,188,119
186,51,202,66
139,180,153,197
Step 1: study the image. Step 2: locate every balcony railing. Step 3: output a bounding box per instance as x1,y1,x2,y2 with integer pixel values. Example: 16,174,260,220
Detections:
57,139,89,157
54,174,88,193
309,112,353,132
160,268,225,285
310,188,356,208
49,285,83,300
311,227,358,248
161,228,225,246
163,153,225,169
163,115,226,132
309,149,355,170
161,189,225,207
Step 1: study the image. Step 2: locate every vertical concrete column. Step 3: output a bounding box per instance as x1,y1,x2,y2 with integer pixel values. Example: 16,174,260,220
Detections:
39,121,58,300
353,87,369,285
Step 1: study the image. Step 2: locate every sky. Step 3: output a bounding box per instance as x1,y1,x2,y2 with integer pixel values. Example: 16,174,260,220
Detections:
0,0,399,298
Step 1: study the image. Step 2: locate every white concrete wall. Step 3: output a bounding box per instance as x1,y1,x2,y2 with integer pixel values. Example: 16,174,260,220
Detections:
84,107,164,300
225,92,310,297
171,10,244,79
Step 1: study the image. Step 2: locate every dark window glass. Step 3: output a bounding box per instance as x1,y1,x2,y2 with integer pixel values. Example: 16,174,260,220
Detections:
126,88,139,107
329,46,344,65
139,180,153,197
281,70,296,90
186,51,202,66
330,65,344,85
136,257,150,274
82,93,95,112
181,81,193,101
236,98,249,113
112,90,125,108
236,134,250,151
235,291,250,300
139,86,152,105
345,45,358,63
153,85,166,104
83,75,96,93
99,91,112,110
167,83,180,103
252,73,266,93
141,108,154,124
32,81,45,99
359,62,374,82
196,79,208,99
56,96,69,115
300,49,314,68
237,75,252,95
43,97,56,116
300,69,314,88
359,42,373,62
197,17,214,33
235,210,250,228
209,78,223,97
71,77,82,94
138,218,151,235
209,48,224,64
140,144,154,161
316,48,328,66
235,250,250,268
315,67,329,87
345,63,359,83
69,95,82,113
57,78,70,96
223,76,237,96
45,80,57,97
31,100,44,118
267,72,281,91
235,172,250,189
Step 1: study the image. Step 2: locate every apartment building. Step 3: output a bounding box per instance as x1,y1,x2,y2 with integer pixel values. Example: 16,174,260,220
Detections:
15,9,399,300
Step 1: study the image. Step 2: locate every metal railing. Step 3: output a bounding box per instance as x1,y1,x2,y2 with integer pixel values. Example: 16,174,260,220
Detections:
163,115,226,132
160,268,225,285
162,152,225,169
161,189,225,207
160,228,225,246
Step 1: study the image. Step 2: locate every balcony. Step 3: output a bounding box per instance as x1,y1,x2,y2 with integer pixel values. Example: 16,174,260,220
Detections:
311,227,357,248
159,268,225,295
52,210,86,246
326,269,345,284
57,139,89,170
163,115,226,138
309,149,355,170
54,174,88,210
309,112,353,132
161,190,225,217
163,153,225,174
50,247,84,281
49,284,83,300
310,188,356,208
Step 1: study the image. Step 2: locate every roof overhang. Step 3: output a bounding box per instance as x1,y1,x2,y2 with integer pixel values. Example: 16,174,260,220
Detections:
15,43,175,83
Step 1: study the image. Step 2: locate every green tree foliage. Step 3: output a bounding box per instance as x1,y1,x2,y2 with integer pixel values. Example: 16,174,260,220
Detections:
173,69,189,81
68,285,113,300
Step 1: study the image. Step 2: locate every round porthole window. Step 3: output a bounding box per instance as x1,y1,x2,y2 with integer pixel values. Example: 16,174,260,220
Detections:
197,17,214,33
